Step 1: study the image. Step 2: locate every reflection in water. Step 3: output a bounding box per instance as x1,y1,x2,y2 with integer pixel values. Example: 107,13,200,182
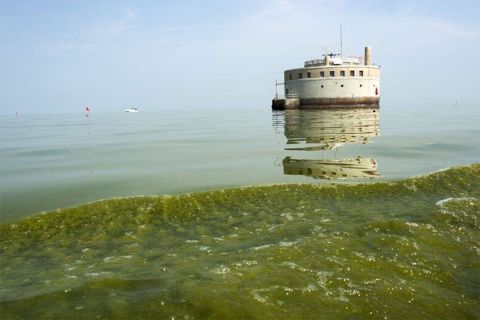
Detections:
273,108,381,180
283,156,379,179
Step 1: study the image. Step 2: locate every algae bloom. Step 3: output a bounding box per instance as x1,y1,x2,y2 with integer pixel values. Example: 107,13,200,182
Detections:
1,164,479,319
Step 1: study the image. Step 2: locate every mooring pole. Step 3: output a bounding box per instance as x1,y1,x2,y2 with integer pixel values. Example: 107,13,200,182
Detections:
275,79,278,100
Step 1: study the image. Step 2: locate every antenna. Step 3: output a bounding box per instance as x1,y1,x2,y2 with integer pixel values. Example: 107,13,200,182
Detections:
340,24,343,57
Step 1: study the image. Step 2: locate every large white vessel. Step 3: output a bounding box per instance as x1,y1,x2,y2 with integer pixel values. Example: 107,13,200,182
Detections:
272,46,380,109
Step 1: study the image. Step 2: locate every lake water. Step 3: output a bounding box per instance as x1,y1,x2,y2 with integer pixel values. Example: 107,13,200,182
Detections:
1,104,478,222
0,104,479,319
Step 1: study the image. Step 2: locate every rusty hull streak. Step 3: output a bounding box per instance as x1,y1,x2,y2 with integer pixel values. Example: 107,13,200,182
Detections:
300,97,380,106
272,97,380,110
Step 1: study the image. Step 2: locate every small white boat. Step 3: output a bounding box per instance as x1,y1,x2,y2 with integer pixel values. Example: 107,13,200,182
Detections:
124,107,139,113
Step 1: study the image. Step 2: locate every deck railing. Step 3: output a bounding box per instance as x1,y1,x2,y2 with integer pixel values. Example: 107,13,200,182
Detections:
274,93,299,100
304,56,364,67
286,93,299,99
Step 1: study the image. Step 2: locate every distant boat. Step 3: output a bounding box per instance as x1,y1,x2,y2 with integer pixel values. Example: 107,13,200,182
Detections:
124,107,139,113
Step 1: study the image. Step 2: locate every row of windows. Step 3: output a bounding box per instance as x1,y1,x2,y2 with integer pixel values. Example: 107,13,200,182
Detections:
318,84,374,88
285,83,374,94
289,70,365,80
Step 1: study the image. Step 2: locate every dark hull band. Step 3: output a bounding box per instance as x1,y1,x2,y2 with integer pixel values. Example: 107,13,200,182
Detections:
301,97,380,105
272,97,380,110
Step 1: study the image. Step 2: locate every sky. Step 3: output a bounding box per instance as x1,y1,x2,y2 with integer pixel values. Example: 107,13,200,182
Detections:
0,0,479,114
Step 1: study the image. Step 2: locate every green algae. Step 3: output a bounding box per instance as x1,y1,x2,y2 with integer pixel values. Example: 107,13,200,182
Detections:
1,164,479,319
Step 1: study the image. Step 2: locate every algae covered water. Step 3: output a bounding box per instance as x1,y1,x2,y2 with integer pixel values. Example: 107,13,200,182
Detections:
1,165,479,319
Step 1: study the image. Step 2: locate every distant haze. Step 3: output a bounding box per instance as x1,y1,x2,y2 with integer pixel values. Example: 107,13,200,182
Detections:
1,0,479,114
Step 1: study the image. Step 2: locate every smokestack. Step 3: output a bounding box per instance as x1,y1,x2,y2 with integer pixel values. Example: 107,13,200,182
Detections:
364,46,372,65
325,55,330,66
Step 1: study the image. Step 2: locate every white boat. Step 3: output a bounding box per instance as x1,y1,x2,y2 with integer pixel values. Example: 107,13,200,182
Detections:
124,107,139,113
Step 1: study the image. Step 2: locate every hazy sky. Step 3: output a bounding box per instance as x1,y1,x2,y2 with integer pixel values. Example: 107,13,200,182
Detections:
1,0,479,114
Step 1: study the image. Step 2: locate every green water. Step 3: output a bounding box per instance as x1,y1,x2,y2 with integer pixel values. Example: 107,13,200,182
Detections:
1,164,478,319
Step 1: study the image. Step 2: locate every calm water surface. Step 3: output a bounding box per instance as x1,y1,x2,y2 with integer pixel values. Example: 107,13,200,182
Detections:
0,104,479,319
1,104,478,221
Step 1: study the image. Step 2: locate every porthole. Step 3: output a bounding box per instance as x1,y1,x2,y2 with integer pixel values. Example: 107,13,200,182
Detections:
340,84,344,87
360,84,363,87
321,85,324,88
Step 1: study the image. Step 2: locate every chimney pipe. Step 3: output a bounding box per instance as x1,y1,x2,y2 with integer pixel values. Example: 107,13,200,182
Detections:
364,46,372,65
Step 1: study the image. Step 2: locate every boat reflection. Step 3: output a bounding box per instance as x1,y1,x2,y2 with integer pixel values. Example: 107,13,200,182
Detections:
273,108,381,180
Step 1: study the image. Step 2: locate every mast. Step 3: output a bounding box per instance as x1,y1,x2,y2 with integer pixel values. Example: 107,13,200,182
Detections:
340,24,343,58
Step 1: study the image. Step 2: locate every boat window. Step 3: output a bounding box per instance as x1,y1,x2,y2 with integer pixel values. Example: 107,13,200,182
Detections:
289,74,292,80
320,71,325,77
321,85,324,88
340,71,345,77
307,72,311,78
341,84,344,87
298,73,303,79
329,71,335,77
359,70,364,77
350,70,355,76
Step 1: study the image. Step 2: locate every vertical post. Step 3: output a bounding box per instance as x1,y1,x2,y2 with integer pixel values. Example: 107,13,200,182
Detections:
340,24,343,58
275,79,278,100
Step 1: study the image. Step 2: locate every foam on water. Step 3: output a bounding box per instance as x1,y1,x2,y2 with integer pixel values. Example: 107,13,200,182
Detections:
435,197,478,207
